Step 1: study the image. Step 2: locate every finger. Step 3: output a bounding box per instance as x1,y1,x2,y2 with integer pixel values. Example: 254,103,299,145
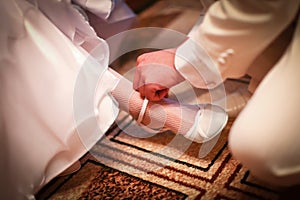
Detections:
155,89,169,100
136,54,146,65
144,85,168,101
164,92,169,98
137,86,146,99
144,87,159,101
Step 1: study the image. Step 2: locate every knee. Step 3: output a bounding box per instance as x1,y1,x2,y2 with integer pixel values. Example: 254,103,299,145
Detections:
228,118,300,186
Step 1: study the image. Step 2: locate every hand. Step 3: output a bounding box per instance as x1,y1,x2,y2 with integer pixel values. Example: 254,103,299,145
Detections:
133,49,185,101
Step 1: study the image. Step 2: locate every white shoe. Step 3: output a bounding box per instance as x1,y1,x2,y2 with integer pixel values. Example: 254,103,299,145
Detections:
183,104,228,143
136,99,228,143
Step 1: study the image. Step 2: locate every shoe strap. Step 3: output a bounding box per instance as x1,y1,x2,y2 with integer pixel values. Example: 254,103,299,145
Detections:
137,98,149,123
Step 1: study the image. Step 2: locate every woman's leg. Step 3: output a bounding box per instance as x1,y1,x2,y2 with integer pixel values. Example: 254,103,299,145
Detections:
109,68,198,135
228,17,300,186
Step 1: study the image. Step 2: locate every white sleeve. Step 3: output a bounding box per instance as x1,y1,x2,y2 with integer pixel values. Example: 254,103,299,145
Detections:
175,38,223,89
72,0,114,20
175,0,300,89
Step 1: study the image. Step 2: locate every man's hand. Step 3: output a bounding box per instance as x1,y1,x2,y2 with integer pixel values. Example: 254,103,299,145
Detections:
133,49,185,101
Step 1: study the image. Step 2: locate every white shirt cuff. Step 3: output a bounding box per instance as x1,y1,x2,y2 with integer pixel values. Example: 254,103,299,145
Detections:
174,38,223,89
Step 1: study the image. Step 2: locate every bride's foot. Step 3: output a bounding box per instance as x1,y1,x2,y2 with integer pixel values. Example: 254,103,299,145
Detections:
183,104,228,143
138,98,228,143
109,73,228,143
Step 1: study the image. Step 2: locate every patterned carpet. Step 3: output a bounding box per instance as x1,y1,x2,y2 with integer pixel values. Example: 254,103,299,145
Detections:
36,1,299,199
37,113,286,200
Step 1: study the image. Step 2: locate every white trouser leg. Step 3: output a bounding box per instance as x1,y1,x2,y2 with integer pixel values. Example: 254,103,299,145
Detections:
228,16,300,187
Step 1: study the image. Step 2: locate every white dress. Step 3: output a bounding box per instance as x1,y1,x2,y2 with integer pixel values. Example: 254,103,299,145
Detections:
0,0,125,198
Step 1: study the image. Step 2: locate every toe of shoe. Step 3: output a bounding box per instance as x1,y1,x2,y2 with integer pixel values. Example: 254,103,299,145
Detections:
198,104,228,142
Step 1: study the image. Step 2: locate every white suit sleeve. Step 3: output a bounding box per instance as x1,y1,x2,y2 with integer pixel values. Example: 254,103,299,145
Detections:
175,0,300,89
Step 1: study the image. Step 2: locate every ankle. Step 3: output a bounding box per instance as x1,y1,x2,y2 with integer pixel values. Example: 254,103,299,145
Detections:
167,103,199,134
141,100,168,130
128,92,145,120
140,99,199,134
